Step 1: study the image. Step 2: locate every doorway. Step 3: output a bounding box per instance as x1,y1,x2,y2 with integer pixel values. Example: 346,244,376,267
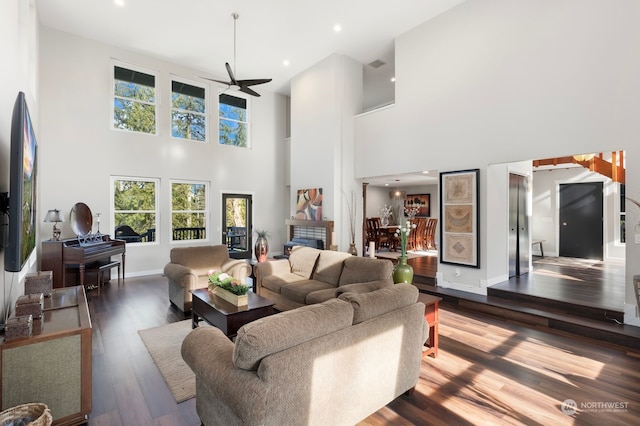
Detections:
222,193,252,259
559,182,603,260
508,173,530,277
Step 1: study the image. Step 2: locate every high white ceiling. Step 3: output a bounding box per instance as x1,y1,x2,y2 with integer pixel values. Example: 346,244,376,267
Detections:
36,0,466,96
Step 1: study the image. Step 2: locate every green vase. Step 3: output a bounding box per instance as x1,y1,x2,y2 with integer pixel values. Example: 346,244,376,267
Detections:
393,256,414,284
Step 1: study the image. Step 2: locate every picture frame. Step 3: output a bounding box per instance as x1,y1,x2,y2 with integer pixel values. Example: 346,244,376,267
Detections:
404,194,430,217
439,169,479,268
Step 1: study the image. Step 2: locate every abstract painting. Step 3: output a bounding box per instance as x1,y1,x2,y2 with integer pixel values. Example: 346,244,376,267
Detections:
295,188,323,220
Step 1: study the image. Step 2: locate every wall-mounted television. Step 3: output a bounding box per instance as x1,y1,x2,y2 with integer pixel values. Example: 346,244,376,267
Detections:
4,91,38,272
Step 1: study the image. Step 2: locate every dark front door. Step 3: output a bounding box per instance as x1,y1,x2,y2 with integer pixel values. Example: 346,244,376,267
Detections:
559,182,603,260
222,193,252,259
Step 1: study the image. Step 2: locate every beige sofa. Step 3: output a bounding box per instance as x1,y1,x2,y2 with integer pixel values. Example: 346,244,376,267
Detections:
254,246,394,311
164,245,251,312
182,284,428,426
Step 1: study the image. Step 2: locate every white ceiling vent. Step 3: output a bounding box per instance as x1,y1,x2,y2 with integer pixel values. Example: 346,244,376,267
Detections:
367,59,386,69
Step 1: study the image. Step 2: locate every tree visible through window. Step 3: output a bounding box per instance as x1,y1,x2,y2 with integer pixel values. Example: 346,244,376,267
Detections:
172,181,207,241
113,178,158,243
219,93,248,147
171,80,206,141
113,65,157,134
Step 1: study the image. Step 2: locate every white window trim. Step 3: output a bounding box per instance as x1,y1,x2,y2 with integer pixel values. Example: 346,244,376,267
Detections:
111,59,160,136
170,75,209,143
110,176,160,246
217,89,251,148
170,179,210,244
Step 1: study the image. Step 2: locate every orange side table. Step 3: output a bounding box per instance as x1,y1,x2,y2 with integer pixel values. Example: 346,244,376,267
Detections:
418,293,442,358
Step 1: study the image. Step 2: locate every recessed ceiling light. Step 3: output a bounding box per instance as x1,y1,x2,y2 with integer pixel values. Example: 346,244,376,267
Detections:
384,183,389,187
114,0,125,6
282,60,290,66
390,77,396,83
422,171,429,174
334,24,342,32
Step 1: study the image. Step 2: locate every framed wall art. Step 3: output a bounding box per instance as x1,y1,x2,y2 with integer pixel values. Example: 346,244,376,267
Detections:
295,188,323,220
439,169,479,268
404,194,430,217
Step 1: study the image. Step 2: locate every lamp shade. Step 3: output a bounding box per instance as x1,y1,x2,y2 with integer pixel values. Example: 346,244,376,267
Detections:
44,209,65,223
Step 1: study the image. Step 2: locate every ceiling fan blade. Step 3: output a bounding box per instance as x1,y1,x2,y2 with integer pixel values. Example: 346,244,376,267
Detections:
201,77,233,86
225,62,237,84
239,86,261,97
238,78,272,87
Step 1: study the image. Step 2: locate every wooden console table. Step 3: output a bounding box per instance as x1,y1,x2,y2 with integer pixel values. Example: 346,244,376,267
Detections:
418,293,442,358
0,286,92,425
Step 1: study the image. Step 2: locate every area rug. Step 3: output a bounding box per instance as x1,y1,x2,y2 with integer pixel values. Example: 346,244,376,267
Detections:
533,256,601,268
138,320,196,403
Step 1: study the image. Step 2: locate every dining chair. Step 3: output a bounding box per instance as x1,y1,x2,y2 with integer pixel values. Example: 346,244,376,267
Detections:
425,218,438,250
413,217,427,251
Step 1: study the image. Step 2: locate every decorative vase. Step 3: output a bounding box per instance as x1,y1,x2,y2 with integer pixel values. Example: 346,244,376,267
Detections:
255,236,269,262
210,286,248,306
381,216,389,227
393,256,414,284
348,243,358,256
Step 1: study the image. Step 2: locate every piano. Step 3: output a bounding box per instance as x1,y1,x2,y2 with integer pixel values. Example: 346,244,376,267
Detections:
41,235,126,289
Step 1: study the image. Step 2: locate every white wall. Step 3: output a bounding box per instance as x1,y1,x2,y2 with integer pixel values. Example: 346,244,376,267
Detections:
0,0,39,322
290,54,363,253
353,0,640,322
38,27,288,276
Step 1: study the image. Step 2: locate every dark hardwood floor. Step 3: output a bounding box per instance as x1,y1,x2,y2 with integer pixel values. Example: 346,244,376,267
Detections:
86,273,640,425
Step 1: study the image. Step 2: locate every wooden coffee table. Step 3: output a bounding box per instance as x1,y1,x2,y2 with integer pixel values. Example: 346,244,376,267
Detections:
191,288,275,338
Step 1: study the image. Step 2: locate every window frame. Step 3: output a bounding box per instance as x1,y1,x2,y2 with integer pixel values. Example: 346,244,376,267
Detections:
111,176,160,246
170,76,208,143
170,179,210,243
111,60,159,135
218,89,251,148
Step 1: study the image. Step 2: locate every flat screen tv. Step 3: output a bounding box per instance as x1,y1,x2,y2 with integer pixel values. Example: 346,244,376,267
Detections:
4,91,38,272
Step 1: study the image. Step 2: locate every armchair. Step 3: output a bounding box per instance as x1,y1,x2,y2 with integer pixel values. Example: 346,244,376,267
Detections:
164,245,251,312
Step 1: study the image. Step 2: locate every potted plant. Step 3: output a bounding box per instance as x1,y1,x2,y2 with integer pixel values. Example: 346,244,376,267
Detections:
208,271,249,306
254,229,270,262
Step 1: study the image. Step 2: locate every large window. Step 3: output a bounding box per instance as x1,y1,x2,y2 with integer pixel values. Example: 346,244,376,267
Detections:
219,92,249,147
171,79,206,141
171,181,208,241
113,64,157,134
112,177,158,243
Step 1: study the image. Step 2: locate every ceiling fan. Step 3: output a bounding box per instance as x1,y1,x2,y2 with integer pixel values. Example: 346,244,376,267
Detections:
203,13,272,97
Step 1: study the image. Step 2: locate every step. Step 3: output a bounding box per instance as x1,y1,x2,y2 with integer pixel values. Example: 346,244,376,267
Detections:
488,285,624,324
416,284,640,354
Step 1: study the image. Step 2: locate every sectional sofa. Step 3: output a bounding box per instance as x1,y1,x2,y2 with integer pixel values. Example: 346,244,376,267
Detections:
182,284,429,425
254,246,394,311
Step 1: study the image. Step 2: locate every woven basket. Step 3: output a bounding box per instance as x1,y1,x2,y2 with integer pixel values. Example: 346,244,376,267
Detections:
0,403,52,426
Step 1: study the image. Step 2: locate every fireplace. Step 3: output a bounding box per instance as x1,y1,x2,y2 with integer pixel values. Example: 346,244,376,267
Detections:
283,237,325,257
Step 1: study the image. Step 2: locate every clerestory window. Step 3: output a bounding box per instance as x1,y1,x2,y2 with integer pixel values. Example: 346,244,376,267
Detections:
219,92,250,147
171,79,206,141
112,63,158,134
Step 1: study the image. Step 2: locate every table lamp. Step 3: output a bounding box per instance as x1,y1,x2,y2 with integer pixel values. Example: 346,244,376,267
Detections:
44,209,65,240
